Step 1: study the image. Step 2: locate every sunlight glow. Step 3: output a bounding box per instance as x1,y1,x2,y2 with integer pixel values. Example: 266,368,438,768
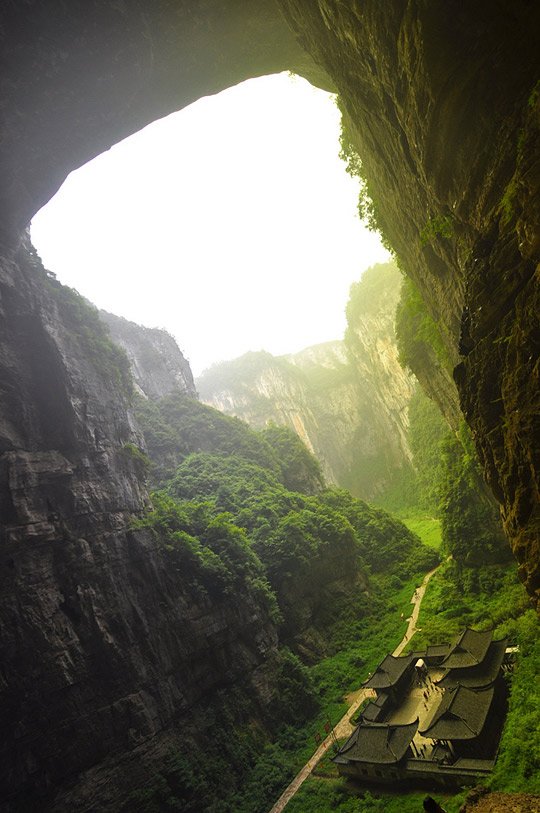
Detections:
31,73,389,375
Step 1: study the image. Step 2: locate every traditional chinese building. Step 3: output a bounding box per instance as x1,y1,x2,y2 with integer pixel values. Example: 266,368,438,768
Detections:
333,628,509,788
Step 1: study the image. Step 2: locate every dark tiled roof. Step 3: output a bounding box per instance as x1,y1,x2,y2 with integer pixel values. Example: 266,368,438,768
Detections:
335,721,418,764
441,628,493,669
362,701,385,722
408,650,427,659
363,654,415,689
438,639,507,689
426,644,451,659
419,684,494,740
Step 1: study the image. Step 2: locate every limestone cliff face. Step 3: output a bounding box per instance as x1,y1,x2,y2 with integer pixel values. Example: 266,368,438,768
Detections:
198,345,355,485
1,0,538,601
278,0,540,602
99,310,196,400
0,241,279,812
343,264,416,484
198,266,415,501
1,4,539,808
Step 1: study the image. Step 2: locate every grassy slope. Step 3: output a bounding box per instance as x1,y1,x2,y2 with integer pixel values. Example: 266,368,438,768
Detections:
400,516,442,550
232,574,422,813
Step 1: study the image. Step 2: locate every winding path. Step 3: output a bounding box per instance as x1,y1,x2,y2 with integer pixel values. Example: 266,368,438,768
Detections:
267,564,440,813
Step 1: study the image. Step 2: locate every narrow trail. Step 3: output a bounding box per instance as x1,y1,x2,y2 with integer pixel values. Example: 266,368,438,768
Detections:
267,563,441,813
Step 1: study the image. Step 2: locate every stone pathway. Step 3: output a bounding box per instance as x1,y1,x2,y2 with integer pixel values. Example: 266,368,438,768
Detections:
267,563,441,813
393,563,440,657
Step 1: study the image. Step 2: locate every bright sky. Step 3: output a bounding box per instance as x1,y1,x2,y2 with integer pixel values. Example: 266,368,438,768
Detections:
31,72,389,376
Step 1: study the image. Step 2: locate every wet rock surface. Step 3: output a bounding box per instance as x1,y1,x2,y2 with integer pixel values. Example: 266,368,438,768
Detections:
0,243,279,811
278,0,540,602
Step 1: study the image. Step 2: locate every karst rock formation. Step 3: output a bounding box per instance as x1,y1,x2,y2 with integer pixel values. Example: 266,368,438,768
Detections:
1,1,539,809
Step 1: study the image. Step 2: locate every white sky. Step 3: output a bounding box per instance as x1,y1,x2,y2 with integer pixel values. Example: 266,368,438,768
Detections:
31,72,389,376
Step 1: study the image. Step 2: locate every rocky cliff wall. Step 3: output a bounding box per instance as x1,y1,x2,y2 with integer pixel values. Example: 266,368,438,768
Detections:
1,0,538,599
198,346,357,486
1,3,539,806
99,310,196,400
199,265,415,501
278,0,540,602
0,242,279,811
198,341,414,502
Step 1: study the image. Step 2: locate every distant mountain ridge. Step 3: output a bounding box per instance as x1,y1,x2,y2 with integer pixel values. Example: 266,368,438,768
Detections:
198,263,416,501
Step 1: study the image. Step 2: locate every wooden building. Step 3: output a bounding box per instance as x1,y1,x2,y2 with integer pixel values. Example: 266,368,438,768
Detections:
333,628,508,788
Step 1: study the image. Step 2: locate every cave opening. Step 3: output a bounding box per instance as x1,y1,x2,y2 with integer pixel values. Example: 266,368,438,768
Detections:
2,5,540,811
30,72,389,377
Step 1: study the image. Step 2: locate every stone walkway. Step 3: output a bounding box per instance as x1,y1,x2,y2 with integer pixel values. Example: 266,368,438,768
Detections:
267,563,441,813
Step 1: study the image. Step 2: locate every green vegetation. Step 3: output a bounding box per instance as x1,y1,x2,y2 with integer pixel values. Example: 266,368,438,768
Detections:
395,276,450,373
375,387,449,518
287,782,428,813
132,343,528,812
496,78,540,226
527,78,540,109
121,667,317,813
439,426,510,566
400,516,441,550
338,101,394,253
127,390,441,812
119,442,151,474
46,277,133,397
404,564,538,799
376,385,508,569
405,559,529,651
261,423,324,494
345,261,400,325
391,262,510,568
406,389,449,513
498,177,519,225
288,558,534,813
420,214,454,246
135,392,281,487
490,611,540,793
320,489,439,579
133,492,279,616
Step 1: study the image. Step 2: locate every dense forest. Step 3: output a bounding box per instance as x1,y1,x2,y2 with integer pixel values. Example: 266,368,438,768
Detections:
122,236,535,812
51,250,534,813
125,376,537,813
2,4,540,813
121,392,440,811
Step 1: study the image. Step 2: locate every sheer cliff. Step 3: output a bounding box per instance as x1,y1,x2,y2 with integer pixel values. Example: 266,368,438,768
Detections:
278,0,540,602
0,245,383,810
0,242,280,811
198,264,415,501
1,2,540,809
0,0,538,602
99,311,196,401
